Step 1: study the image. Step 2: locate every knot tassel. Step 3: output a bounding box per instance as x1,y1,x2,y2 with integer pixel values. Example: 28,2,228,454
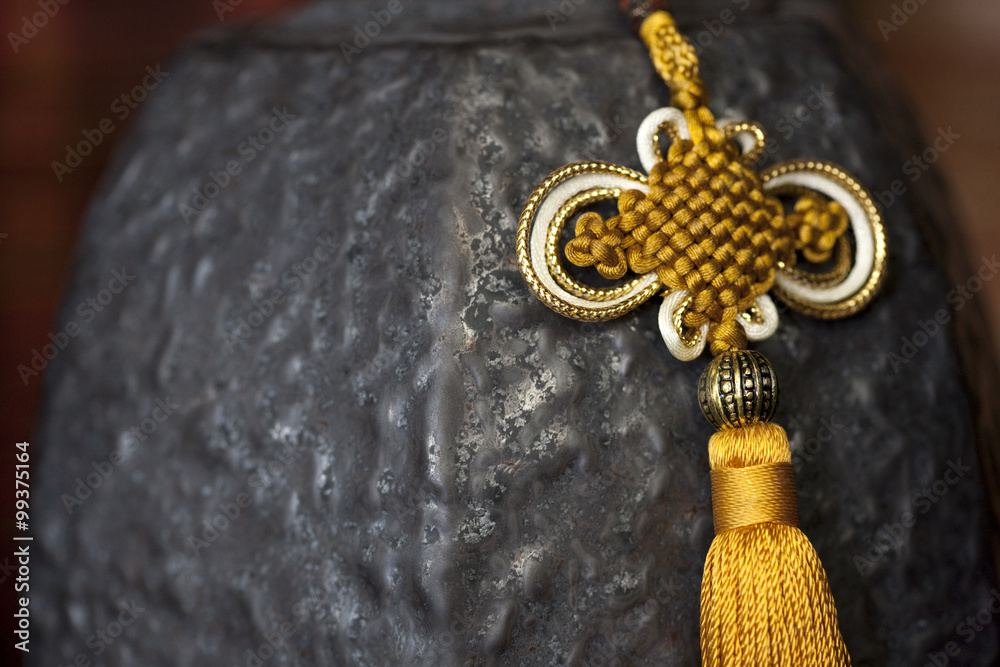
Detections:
700,423,851,666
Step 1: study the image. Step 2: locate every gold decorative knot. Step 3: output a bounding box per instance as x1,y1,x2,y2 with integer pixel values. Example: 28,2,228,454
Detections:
564,106,849,355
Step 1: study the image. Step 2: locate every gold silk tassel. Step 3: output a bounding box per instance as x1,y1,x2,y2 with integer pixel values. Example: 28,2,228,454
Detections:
636,12,854,663
698,352,851,666
516,5,886,664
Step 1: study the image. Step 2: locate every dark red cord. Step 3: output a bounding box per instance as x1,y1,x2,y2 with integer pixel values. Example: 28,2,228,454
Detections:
617,0,670,33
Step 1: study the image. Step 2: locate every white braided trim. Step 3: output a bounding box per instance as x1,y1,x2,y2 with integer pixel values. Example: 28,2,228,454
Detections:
657,289,707,361
636,107,690,173
657,291,779,361
744,294,779,342
638,109,761,174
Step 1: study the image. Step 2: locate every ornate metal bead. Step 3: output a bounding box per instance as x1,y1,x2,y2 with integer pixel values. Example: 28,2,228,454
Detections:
698,349,779,429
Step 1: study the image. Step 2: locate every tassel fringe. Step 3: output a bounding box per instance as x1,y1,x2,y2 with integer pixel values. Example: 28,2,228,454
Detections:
700,423,851,667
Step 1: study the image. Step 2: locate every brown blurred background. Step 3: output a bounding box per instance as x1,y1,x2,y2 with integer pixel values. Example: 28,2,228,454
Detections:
845,0,1000,350
0,3,315,664
0,1,997,665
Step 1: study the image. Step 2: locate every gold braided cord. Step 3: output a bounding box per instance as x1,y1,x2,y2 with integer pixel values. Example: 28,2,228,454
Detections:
782,234,852,287
519,9,887,338
564,105,850,355
638,10,707,111
702,423,851,667
559,10,864,353
710,463,799,533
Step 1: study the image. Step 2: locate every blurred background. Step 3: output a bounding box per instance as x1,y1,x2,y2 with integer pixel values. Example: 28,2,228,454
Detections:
0,0,996,665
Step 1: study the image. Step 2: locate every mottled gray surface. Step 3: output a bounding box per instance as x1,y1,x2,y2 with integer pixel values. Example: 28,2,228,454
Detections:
30,0,998,665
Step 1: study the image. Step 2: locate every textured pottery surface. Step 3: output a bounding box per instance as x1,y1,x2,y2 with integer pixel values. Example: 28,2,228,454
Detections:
31,0,998,665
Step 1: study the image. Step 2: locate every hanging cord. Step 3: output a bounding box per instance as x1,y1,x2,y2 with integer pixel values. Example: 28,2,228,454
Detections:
597,6,857,666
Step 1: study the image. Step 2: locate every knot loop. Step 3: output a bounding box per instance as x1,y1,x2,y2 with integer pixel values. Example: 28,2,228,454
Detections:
787,191,849,263
564,211,631,279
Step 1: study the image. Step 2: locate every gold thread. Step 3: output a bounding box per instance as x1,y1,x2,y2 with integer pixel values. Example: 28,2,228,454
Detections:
723,120,767,166
672,294,702,347
652,119,682,164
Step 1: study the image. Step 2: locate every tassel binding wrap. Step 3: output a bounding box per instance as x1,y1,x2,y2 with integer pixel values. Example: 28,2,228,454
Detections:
701,422,851,667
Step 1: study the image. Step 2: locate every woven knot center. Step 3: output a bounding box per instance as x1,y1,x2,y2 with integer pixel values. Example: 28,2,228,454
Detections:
565,108,849,354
